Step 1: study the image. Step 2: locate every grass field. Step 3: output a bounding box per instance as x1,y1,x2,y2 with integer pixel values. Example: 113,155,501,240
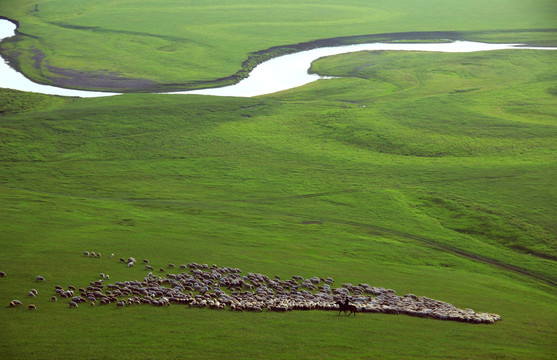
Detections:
1,44,556,358
1,0,557,359
0,0,556,90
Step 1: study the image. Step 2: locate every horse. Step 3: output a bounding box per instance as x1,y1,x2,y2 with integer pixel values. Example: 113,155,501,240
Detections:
336,297,361,316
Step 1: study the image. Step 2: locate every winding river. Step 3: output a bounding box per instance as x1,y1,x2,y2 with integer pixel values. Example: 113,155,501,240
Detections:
1,19,555,98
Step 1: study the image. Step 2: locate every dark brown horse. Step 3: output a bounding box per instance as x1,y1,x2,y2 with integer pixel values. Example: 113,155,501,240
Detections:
336,297,360,316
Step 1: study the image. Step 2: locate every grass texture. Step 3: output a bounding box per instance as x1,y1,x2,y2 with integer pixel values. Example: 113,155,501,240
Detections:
0,47,556,358
0,0,556,89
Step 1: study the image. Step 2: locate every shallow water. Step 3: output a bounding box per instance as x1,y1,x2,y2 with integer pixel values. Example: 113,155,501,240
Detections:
1,19,555,98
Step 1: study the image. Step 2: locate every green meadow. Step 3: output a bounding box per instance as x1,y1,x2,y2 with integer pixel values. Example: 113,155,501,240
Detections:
0,0,556,90
1,1,557,359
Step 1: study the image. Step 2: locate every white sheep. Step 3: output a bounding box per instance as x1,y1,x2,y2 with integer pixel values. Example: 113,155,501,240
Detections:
9,300,22,307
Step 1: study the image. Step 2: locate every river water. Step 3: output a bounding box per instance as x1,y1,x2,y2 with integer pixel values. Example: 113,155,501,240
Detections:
0,19,120,97
1,19,555,98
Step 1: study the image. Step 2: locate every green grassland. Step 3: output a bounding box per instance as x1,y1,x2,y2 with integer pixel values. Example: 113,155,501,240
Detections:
0,0,556,90
1,47,556,358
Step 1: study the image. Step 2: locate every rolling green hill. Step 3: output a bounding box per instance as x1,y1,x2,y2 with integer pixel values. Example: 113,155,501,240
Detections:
1,45,556,358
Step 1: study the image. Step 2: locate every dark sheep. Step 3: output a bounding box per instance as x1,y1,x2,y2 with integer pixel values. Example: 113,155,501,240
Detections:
28,304,36,310
36,276,46,282
0,271,6,277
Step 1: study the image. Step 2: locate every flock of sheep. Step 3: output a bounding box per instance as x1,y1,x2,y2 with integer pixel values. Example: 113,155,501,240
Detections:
2,253,501,324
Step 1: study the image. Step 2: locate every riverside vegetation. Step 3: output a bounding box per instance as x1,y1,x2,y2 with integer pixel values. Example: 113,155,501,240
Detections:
1,0,557,359
0,0,556,91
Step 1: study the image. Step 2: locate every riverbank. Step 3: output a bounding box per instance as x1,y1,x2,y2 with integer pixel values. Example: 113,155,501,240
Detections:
2,18,556,97
1,15,556,93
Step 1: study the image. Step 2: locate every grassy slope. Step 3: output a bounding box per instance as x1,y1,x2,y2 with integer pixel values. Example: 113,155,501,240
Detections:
0,0,556,89
0,49,556,358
